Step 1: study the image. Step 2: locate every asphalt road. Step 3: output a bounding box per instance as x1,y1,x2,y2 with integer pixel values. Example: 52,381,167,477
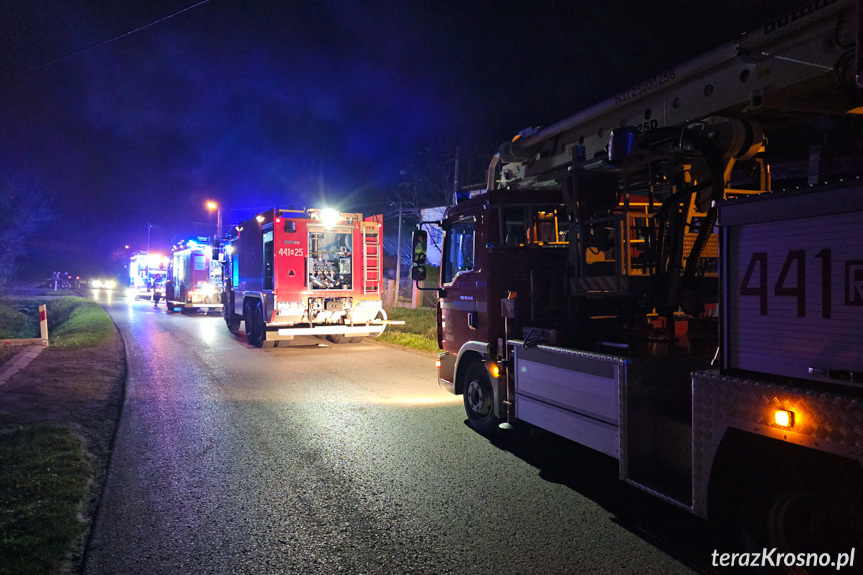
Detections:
83,294,718,574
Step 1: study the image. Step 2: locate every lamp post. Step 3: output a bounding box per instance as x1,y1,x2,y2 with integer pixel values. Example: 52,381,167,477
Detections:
206,201,222,238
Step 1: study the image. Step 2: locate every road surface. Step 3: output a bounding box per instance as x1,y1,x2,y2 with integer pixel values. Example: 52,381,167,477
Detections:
84,293,717,574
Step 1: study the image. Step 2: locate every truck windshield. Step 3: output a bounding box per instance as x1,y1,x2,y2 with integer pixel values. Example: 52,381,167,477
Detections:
442,217,475,284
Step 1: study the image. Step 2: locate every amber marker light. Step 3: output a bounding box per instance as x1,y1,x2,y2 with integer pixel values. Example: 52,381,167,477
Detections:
774,409,795,428
488,363,501,379
435,358,441,369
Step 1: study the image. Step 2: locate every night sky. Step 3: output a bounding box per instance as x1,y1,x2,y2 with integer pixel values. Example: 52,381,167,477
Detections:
2,0,789,278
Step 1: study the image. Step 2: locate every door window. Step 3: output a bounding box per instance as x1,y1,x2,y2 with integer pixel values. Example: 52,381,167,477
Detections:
442,217,475,284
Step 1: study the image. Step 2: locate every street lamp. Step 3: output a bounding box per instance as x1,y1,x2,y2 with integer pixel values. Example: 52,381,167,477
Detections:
206,201,222,238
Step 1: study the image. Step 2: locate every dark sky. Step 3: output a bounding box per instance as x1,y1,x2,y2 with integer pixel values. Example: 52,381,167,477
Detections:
2,0,789,277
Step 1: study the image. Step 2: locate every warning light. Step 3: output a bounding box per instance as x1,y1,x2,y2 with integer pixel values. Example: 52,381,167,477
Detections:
320,208,340,228
774,409,795,428
435,358,441,369
489,363,501,379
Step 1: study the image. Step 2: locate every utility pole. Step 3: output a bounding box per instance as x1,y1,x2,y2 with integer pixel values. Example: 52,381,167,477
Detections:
394,204,403,307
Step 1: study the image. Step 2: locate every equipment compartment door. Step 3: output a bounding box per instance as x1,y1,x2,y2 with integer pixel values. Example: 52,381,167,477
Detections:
307,225,354,290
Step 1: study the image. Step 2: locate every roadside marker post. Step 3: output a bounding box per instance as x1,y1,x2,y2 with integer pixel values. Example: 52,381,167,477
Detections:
39,305,48,346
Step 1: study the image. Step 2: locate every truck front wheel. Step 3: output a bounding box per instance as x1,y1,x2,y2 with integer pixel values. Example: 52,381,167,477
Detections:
224,295,240,332
326,334,363,344
252,301,275,348
245,302,262,347
463,361,499,436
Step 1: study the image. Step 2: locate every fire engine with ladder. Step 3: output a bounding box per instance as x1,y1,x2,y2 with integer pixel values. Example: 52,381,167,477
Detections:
221,208,389,347
413,0,863,560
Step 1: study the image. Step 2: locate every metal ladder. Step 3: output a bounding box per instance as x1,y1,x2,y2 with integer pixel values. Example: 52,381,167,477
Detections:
362,219,381,294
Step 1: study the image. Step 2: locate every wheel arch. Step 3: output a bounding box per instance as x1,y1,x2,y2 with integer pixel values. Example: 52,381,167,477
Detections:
242,293,267,320
453,341,506,420
452,341,492,396
707,427,863,524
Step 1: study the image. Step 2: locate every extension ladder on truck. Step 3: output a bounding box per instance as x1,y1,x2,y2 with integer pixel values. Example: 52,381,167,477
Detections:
362,216,382,295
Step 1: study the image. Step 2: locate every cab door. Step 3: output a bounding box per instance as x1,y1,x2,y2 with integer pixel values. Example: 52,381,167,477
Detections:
440,216,479,354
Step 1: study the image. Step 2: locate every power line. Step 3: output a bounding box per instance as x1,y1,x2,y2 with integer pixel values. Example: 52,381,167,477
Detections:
5,0,214,80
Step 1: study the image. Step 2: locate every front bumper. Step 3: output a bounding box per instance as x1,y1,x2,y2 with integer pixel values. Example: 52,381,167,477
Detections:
438,351,456,394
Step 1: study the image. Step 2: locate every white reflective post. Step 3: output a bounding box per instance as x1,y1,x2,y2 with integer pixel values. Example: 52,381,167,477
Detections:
39,304,48,346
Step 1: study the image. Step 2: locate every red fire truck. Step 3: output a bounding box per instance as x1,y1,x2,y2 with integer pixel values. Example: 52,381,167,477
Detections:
165,237,223,313
414,0,863,561
221,208,387,347
128,252,168,300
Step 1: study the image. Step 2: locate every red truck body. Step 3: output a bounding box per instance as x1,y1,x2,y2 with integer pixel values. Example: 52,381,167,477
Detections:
222,208,386,347
423,0,863,559
165,238,223,313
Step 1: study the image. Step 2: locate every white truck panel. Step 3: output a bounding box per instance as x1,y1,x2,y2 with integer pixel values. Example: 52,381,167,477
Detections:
722,188,863,385
512,344,625,458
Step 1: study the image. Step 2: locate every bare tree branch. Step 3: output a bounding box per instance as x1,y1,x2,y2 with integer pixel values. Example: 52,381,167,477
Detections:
0,170,55,285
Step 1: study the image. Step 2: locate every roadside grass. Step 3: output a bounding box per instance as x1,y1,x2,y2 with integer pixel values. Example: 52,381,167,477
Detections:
377,306,439,353
0,296,113,347
46,298,115,347
0,296,119,575
0,427,90,575
0,301,39,339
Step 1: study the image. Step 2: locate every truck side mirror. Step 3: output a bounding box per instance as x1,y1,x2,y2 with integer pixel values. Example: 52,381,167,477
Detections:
411,229,427,265
411,265,427,281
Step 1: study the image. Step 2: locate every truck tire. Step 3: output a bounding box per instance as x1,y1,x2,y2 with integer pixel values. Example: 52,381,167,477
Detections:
244,301,260,347
224,295,240,332
463,361,499,436
326,334,361,344
247,301,271,348
764,483,862,564
255,303,276,348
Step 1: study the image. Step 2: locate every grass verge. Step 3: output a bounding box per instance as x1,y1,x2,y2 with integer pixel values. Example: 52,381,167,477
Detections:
0,301,39,339
0,428,91,575
0,296,114,347
45,298,115,348
377,306,439,353
0,295,125,575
